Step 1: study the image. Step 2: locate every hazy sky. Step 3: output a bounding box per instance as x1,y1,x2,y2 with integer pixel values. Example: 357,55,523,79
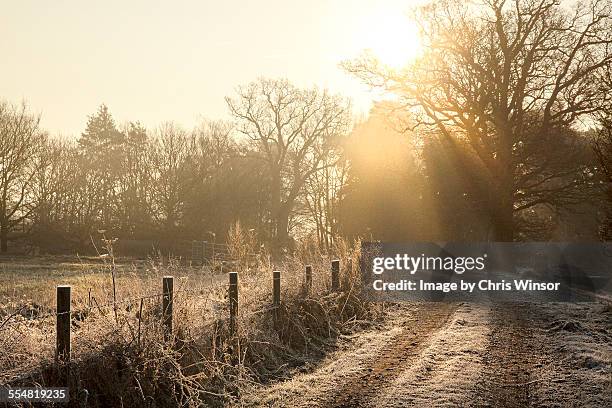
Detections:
2,0,422,137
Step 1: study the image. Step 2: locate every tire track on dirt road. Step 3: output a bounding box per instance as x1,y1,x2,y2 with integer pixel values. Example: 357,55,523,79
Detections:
324,302,459,408
477,302,537,407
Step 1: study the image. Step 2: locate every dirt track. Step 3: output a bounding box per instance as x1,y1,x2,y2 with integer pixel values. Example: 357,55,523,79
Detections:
242,300,611,408
477,303,536,407
326,303,459,407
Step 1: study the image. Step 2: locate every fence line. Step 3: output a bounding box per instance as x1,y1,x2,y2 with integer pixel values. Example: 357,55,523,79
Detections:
0,286,226,331
1,259,351,386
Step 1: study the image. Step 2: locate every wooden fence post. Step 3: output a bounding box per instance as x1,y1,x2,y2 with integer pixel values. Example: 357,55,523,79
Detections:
305,265,312,295
56,285,71,361
229,272,238,337
56,285,71,384
331,259,340,292
162,276,174,342
273,271,281,327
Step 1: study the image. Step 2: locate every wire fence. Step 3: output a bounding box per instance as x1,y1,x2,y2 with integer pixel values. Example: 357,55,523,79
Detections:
0,287,219,330
0,258,345,339
0,257,355,392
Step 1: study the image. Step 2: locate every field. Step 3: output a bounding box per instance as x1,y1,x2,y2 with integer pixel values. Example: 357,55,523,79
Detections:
1,256,153,309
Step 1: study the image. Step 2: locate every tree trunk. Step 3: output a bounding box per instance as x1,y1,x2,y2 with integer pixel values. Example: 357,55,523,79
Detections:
492,171,515,242
492,125,516,242
270,172,285,252
492,205,514,241
1,223,8,253
276,207,290,250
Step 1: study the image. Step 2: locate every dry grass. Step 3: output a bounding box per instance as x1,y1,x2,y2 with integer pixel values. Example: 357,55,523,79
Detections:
0,238,379,407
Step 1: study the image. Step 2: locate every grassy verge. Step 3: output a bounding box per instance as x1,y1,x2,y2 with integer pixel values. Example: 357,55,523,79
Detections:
0,241,380,407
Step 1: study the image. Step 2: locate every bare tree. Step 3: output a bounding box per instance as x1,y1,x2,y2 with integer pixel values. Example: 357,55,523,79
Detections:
0,101,45,252
149,122,195,236
304,149,349,250
226,78,351,249
344,0,612,240
31,138,72,245
115,122,153,237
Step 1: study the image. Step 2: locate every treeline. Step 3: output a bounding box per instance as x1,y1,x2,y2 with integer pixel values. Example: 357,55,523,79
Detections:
30,114,270,252
1,79,354,253
1,93,608,256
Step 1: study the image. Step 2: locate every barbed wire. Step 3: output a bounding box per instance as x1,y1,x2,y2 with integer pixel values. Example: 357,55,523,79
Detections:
0,292,162,330
0,253,342,331
0,283,281,332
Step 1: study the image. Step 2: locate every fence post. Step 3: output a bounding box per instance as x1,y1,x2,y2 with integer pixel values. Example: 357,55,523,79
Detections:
305,265,312,295
273,271,281,327
56,285,71,360
229,272,238,337
331,259,340,292
162,276,174,342
56,285,71,383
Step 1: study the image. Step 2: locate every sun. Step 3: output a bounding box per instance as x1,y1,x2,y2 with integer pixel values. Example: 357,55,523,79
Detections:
357,12,421,69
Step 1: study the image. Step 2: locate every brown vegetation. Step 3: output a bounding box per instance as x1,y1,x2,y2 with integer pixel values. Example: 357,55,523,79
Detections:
0,240,379,407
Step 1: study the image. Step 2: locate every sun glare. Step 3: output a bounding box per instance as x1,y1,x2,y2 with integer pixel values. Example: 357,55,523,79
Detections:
358,12,421,69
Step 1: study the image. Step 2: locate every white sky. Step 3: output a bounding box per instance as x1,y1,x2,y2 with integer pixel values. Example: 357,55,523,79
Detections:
1,0,423,137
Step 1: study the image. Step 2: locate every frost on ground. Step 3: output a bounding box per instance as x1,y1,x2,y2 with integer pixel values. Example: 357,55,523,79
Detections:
530,302,612,408
237,303,429,408
238,300,611,408
375,303,491,407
